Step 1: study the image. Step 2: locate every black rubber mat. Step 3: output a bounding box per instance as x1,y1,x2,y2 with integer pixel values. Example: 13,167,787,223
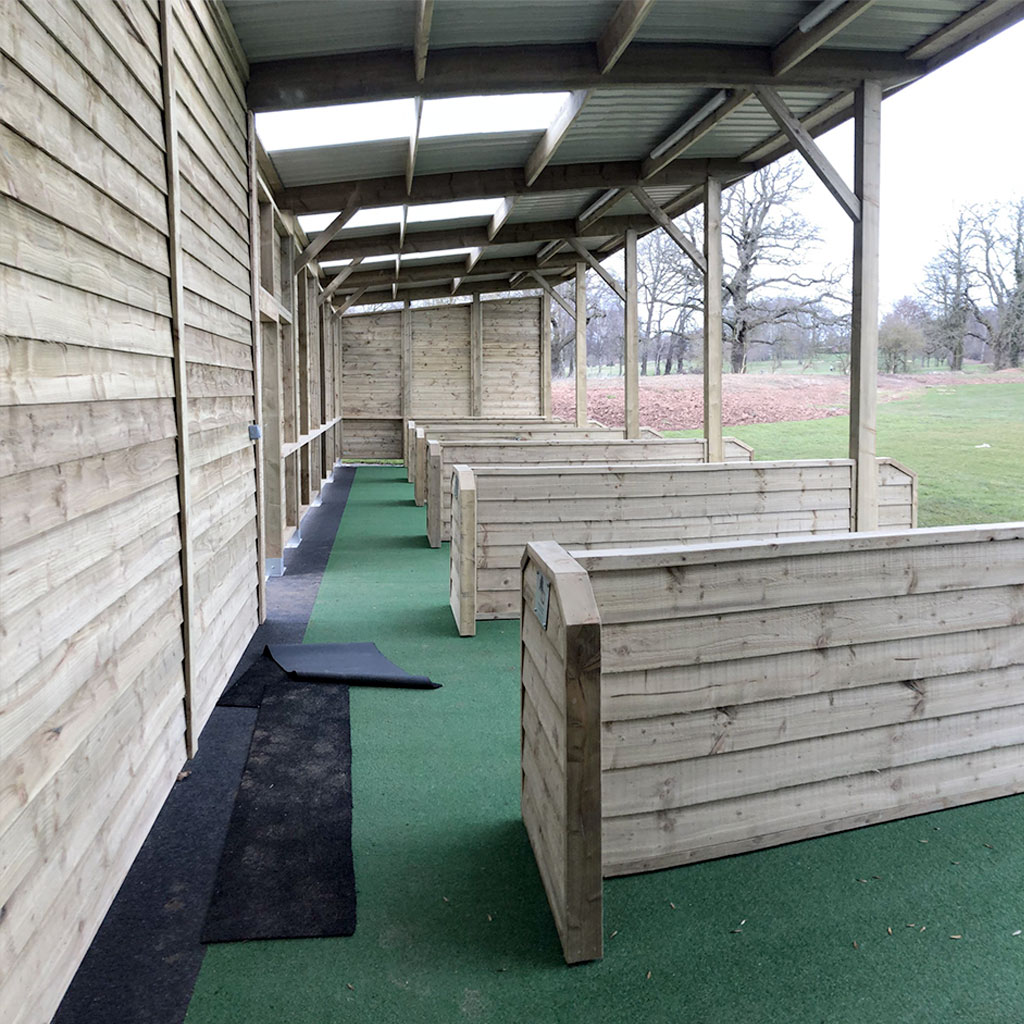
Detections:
268,642,440,688
52,706,258,1024
201,679,356,944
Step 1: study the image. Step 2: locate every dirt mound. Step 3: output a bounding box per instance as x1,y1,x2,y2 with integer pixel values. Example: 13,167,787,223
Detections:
551,370,1023,430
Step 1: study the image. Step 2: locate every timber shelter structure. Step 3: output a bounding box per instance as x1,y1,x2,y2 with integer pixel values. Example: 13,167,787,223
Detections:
2,1,1023,1020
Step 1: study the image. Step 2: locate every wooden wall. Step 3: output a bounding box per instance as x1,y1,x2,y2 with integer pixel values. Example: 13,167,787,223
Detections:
341,297,545,458
522,524,1024,963
174,0,259,733
0,3,256,1020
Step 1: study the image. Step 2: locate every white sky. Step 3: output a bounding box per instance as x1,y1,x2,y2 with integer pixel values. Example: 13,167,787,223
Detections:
262,23,1023,309
806,20,1024,310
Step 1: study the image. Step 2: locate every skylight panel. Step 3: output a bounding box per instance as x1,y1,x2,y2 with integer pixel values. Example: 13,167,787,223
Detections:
406,198,505,223
298,207,404,235
256,98,416,152
419,93,571,139
401,247,475,262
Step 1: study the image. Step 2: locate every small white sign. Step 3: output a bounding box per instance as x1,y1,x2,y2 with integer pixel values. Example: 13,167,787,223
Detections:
533,570,550,629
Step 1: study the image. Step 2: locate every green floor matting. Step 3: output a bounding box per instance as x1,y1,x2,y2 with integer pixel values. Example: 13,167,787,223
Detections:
186,467,1023,1024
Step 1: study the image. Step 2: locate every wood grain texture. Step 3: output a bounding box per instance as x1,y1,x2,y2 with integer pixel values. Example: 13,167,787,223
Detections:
520,525,1024,958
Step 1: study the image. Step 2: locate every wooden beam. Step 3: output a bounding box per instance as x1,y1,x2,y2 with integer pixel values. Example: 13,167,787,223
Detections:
246,112,267,625
909,0,1021,61
339,252,581,290
525,89,592,186
528,271,575,318
540,291,552,418
336,288,368,315
742,89,854,165
407,96,423,194
754,85,861,221
772,1,877,77
246,43,923,112
318,213,659,263
399,204,408,248
597,0,657,73
414,0,435,81
295,207,356,272
624,228,639,439
451,276,463,294
575,262,587,426
641,88,752,180
489,197,516,239
849,80,881,531
158,0,197,756
282,157,750,216
470,294,483,415
576,187,627,233
318,257,364,305
345,273,573,307
465,246,483,273
703,177,723,462
566,238,626,301
630,186,707,274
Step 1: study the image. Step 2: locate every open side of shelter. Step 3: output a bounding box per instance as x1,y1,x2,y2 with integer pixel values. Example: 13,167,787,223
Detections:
2,2,1023,1021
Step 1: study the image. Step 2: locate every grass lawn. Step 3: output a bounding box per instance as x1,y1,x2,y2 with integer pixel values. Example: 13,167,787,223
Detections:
666,379,1024,526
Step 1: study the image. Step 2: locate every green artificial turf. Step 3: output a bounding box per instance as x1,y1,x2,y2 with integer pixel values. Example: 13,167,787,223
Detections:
186,467,1023,1024
666,378,1024,527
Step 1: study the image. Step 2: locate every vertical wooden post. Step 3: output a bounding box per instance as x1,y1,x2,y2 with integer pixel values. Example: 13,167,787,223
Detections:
703,177,724,462
296,269,312,505
574,262,587,426
624,227,639,439
159,0,197,756
540,292,552,419
850,80,881,530
246,113,267,622
401,300,412,420
470,293,483,416
336,311,344,461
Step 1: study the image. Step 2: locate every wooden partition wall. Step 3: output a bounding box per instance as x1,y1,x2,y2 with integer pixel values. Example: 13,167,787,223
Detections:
521,524,1024,964
0,3,260,1020
342,296,549,459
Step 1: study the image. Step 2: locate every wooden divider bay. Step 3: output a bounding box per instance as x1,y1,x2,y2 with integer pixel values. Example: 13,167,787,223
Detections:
451,459,917,635
521,524,1024,963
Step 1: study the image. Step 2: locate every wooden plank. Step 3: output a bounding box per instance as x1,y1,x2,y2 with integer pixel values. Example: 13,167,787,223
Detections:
0,438,179,550
703,176,723,461
850,79,882,530
449,466,477,636
596,0,657,74
624,228,638,438
602,744,1024,876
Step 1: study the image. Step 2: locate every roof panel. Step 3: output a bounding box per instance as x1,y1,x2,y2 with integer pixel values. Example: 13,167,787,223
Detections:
270,139,408,187
414,130,543,176
429,0,618,48
636,1,806,46
828,1,979,51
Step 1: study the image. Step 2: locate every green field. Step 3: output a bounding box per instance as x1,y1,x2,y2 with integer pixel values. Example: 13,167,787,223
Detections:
667,379,1024,526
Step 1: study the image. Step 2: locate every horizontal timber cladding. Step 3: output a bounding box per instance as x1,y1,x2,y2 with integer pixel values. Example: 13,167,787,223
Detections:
518,524,1024,964
0,2,254,1021
412,423,665,507
340,298,547,461
174,0,258,735
411,303,472,417
426,436,755,546
480,297,543,417
450,458,917,635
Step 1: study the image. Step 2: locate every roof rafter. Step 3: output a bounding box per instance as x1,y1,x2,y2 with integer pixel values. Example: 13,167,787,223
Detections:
596,0,657,74
524,89,592,186
414,0,434,82
282,157,750,215
246,43,923,111
406,96,423,194
318,256,364,306
295,206,357,271
336,252,582,290
771,0,878,77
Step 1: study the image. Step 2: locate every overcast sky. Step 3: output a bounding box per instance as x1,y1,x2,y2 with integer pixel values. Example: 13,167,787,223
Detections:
807,20,1023,310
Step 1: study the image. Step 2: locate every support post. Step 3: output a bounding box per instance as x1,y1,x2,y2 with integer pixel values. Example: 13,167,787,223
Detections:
540,292,552,419
703,177,724,462
575,262,587,426
624,228,639,438
850,80,882,530
401,300,412,419
471,294,483,415
159,1,197,755
246,113,267,621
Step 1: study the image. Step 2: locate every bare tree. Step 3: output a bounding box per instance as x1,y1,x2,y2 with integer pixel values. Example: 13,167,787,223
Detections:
635,230,702,374
920,212,977,370
878,297,927,373
719,158,848,372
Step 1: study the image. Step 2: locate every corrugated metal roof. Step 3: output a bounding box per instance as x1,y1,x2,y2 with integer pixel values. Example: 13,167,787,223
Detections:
551,87,712,166
270,139,408,186
637,1,807,47
414,131,542,176
829,1,979,52
428,0,619,49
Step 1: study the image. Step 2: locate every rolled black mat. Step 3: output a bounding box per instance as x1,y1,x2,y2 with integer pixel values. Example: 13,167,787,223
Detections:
201,678,356,943
267,642,440,689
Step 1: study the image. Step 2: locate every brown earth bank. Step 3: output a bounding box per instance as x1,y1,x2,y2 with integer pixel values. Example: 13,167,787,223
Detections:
551,369,1024,430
